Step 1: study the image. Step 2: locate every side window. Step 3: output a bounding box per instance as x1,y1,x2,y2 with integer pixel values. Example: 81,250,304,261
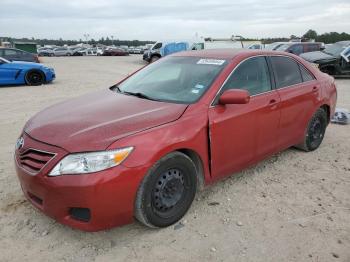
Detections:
4,49,17,56
191,43,204,50
299,64,315,82
307,44,320,52
271,56,303,88
341,46,350,63
289,44,303,55
222,56,272,96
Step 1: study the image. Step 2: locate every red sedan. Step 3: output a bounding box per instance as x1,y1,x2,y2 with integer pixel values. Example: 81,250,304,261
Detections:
15,49,337,231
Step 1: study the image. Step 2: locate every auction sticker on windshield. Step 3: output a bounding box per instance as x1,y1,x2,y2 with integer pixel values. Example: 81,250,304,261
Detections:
197,59,226,65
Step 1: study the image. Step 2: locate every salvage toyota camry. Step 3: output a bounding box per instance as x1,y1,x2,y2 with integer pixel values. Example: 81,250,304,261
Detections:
15,49,337,231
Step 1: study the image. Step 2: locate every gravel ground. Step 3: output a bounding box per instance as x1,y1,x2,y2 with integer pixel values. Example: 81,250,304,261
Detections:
0,56,349,262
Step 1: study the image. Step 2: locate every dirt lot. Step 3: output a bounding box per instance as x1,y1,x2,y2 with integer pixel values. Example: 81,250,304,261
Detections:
0,56,349,262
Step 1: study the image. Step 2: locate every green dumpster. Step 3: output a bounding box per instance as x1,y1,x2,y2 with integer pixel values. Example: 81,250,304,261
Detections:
14,42,37,54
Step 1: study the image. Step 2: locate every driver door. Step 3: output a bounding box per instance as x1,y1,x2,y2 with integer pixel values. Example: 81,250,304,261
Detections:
0,61,18,84
208,56,281,179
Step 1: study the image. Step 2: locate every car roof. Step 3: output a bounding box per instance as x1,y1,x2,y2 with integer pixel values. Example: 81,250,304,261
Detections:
282,42,322,46
171,48,287,60
336,41,350,45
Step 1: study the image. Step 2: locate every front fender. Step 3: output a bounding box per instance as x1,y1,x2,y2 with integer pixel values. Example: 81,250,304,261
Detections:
107,105,211,184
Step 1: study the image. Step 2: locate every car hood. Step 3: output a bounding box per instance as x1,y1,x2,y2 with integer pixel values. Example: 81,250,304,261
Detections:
24,90,188,152
300,51,336,63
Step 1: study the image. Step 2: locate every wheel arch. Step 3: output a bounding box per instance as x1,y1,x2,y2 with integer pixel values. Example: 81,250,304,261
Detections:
25,69,46,84
320,104,331,124
151,53,161,59
176,148,205,190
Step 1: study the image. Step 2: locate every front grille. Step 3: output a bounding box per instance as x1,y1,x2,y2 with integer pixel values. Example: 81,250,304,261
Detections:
18,149,55,173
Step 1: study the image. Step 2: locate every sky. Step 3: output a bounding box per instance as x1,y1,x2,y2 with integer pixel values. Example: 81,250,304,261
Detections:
1,0,349,41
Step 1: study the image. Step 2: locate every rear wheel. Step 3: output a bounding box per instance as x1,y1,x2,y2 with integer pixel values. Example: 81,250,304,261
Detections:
135,152,197,228
295,108,327,151
25,70,45,86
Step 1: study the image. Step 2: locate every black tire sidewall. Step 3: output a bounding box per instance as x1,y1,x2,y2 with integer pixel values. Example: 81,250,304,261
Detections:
305,108,327,151
138,153,197,227
150,56,159,62
25,70,45,86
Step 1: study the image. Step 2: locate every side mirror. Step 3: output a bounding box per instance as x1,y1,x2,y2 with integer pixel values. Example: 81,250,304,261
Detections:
219,89,250,105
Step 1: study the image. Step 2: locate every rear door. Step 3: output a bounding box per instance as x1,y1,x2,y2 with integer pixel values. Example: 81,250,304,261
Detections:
208,56,281,179
270,56,320,150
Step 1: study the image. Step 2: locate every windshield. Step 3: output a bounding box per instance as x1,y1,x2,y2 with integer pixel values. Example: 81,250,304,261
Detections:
265,43,284,50
118,56,227,104
276,44,291,51
323,43,349,56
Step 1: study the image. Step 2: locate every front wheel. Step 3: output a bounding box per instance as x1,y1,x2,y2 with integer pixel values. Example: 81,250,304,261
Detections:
150,56,160,63
135,152,197,228
295,108,327,151
25,70,45,86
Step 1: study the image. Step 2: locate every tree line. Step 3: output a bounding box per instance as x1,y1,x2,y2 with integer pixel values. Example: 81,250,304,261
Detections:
0,36,155,47
262,30,350,44
1,30,349,47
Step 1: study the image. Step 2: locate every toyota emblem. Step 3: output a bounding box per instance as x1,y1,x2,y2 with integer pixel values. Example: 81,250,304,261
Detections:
16,137,24,150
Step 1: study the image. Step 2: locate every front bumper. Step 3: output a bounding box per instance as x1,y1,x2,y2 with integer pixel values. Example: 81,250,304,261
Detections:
15,134,147,231
143,52,150,62
44,69,55,82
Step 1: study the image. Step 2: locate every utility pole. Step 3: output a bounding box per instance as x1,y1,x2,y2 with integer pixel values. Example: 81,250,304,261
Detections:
111,35,114,46
83,34,90,44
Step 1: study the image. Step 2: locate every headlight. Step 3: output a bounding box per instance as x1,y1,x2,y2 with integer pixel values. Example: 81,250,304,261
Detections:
48,147,133,176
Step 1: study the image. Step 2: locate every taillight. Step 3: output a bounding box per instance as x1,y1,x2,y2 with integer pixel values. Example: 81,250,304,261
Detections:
35,55,40,63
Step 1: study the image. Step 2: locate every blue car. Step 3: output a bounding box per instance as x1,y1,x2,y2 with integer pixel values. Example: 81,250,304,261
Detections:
0,57,55,86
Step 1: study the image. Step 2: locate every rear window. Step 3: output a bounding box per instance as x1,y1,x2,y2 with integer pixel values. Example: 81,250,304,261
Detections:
299,64,315,82
289,44,303,55
271,56,302,88
307,44,320,52
4,49,18,55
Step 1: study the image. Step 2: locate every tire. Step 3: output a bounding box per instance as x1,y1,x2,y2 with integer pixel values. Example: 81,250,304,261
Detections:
25,70,45,86
135,152,197,228
150,56,160,63
295,108,327,151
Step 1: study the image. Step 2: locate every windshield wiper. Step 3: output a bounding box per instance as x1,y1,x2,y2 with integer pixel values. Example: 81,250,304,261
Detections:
122,91,158,101
112,85,158,101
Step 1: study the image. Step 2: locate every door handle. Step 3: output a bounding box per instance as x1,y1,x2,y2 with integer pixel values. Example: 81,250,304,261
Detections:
269,99,278,105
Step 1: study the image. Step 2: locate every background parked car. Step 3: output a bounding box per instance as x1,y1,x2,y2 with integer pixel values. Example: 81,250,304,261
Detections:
143,40,202,62
265,42,288,50
102,48,129,56
96,47,105,56
133,48,142,54
37,48,54,57
275,42,324,56
71,47,85,56
0,48,40,63
247,44,263,50
53,47,73,56
0,57,55,86
300,41,350,76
